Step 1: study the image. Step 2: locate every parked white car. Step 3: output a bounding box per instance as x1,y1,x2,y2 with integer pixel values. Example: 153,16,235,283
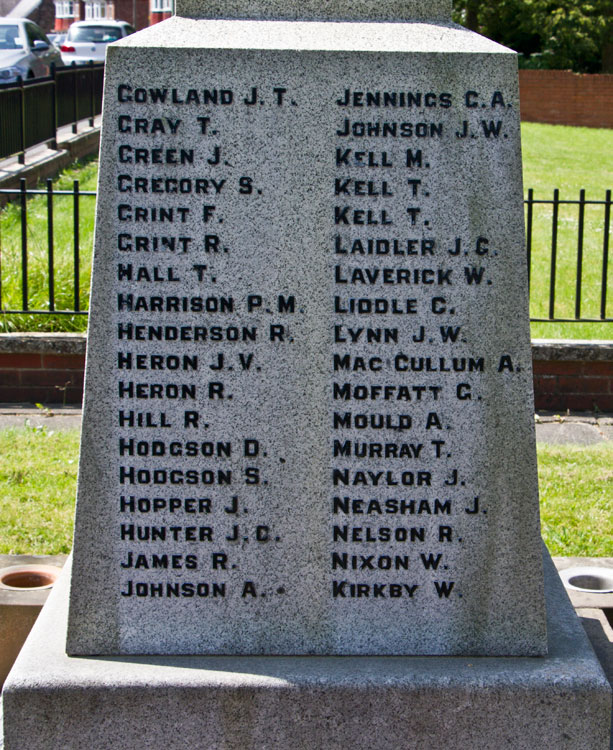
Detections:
0,19,62,83
60,20,134,65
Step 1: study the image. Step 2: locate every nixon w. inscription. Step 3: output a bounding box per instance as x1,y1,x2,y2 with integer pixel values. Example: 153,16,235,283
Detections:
67,28,547,656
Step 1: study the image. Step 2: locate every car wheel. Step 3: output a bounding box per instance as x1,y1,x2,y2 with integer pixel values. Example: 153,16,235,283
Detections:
26,70,35,79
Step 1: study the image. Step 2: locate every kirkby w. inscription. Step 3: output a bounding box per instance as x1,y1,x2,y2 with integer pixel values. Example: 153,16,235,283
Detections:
66,12,546,656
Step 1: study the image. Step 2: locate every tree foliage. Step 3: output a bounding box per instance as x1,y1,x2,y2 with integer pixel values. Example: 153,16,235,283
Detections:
452,0,613,73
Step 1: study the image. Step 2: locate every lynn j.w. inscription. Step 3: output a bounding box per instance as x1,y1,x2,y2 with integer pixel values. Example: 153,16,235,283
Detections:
67,40,546,656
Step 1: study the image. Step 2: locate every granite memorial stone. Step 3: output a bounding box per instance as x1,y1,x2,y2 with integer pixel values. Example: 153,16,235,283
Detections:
1,2,610,748
66,0,548,657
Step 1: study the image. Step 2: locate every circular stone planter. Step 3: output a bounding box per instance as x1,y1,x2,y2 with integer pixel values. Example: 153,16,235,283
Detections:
559,566,613,594
0,561,63,689
0,564,60,591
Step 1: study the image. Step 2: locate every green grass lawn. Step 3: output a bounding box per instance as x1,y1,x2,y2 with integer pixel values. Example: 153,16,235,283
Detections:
0,123,611,337
0,426,79,554
539,442,613,556
0,426,610,557
0,158,97,333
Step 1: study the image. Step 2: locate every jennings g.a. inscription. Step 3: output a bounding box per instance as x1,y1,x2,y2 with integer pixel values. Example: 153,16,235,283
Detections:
68,43,546,656
113,84,511,598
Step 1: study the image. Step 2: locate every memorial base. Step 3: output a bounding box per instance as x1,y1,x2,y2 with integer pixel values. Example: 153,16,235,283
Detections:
1,552,610,750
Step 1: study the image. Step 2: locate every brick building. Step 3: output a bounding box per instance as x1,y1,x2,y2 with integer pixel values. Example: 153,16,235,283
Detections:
52,0,169,31
1,0,57,32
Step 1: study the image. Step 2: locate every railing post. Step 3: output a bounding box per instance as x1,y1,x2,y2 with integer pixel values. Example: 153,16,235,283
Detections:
602,190,611,321
20,178,28,310
47,178,55,311
50,63,58,150
89,60,95,127
575,189,585,320
72,63,78,134
526,188,533,290
548,188,559,320
73,179,80,312
18,76,25,165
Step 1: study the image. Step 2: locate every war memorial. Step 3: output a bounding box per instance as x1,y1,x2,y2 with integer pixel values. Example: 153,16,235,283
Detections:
1,0,611,747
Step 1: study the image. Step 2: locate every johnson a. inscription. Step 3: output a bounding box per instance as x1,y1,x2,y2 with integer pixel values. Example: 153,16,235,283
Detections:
67,29,546,656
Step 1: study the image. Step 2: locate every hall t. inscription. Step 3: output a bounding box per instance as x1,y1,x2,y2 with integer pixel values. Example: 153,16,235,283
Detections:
111,81,522,603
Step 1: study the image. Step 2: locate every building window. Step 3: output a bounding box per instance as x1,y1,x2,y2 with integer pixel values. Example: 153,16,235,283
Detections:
151,0,173,12
55,0,76,18
85,0,107,19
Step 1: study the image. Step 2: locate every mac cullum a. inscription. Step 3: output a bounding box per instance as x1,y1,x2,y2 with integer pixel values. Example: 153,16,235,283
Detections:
67,49,544,656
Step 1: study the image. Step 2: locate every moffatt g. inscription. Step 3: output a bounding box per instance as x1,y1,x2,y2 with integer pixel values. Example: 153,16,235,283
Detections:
5,9,612,750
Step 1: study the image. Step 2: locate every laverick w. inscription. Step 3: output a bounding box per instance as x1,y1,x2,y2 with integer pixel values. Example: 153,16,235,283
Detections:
66,0,548,656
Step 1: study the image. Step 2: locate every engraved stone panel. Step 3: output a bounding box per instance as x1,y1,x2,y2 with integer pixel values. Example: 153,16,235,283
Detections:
66,6,547,656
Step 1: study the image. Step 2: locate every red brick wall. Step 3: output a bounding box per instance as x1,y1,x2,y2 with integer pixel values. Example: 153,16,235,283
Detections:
114,0,150,29
149,11,172,24
0,352,84,405
533,359,613,412
27,0,57,34
519,70,613,129
0,337,611,411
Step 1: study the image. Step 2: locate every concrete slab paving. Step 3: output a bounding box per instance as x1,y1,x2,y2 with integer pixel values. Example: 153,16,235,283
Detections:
0,406,82,431
536,420,613,445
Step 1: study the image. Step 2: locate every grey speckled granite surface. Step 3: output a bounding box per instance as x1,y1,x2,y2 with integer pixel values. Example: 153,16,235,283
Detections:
1,551,610,749
1,4,611,748
65,8,548,656
175,0,453,22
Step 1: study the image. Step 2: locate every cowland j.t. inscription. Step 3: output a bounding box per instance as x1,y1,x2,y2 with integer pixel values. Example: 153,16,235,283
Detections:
67,23,546,656
4,9,610,750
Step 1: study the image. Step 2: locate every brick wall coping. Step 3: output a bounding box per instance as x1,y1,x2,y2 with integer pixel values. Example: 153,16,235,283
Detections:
0,332,86,354
531,339,613,362
0,333,612,360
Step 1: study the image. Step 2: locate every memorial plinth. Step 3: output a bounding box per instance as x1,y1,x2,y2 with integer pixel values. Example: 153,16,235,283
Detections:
1,1,610,747
2,553,611,749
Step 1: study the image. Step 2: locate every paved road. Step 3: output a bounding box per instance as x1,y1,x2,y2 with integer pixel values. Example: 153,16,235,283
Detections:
0,406,611,444
0,406,82,431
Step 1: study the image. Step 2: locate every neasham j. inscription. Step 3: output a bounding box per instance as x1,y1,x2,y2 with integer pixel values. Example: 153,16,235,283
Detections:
69,52,543,655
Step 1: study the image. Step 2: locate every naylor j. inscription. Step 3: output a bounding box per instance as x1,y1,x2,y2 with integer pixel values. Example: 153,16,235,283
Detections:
111,78,517,603
329,78,519,608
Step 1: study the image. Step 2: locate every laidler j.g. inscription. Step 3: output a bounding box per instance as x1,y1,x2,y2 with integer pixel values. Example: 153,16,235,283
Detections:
67,7,547,656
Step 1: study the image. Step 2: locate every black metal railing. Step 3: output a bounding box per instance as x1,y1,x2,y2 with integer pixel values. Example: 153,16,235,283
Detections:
0,62,104,163
0,182,611,323
0,178,95,315
525,189,611,323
